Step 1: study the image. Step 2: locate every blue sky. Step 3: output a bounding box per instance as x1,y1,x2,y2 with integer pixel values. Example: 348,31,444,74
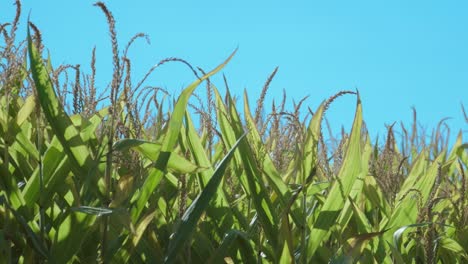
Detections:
1,1,467,144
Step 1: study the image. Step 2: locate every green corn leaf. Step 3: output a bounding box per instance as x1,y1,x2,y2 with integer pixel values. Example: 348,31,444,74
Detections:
348,196,373,234
131,49,236,222
242,90,290,198
117,211,156,263
392,222,432,252
212,86,245,172
22,136,69,207
386,241,405,264
0,159,26,210
307,95,363,259
161,50,236,154
393,151,429,202
164,132,247,264
335,138,372,235
362,175,391,220
75,107,109,143
392,222,455,261
0,195,48,259
48,211,97,263
438,237,468,261
306,181,330,196
279,213,295,264
183,112,235,236
300,101,326,185
383,151,446,243
331,229,388,264
208,230,256,264
215,87,279,253
243,91,304,227
27,26,92,179
16,95,35,127
184,112,226,197
182,117,214,183
8,126,37,178
113,138,203,174
279,241,294,264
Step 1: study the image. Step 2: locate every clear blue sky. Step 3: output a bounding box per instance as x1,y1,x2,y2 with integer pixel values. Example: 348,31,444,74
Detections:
2,0,467,144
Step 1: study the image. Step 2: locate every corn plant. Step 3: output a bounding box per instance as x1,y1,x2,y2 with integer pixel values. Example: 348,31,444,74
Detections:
0,1,467,263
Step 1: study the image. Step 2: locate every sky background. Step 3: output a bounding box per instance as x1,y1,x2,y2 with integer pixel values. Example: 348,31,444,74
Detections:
1,0,467,145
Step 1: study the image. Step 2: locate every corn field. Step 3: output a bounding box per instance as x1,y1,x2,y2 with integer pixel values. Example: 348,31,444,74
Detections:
1,1,467,263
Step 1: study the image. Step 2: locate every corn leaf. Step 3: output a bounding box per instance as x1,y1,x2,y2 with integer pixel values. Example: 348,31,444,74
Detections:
306,95,363,259
131,50,236,222
28,27,94,180
164,132,246,263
